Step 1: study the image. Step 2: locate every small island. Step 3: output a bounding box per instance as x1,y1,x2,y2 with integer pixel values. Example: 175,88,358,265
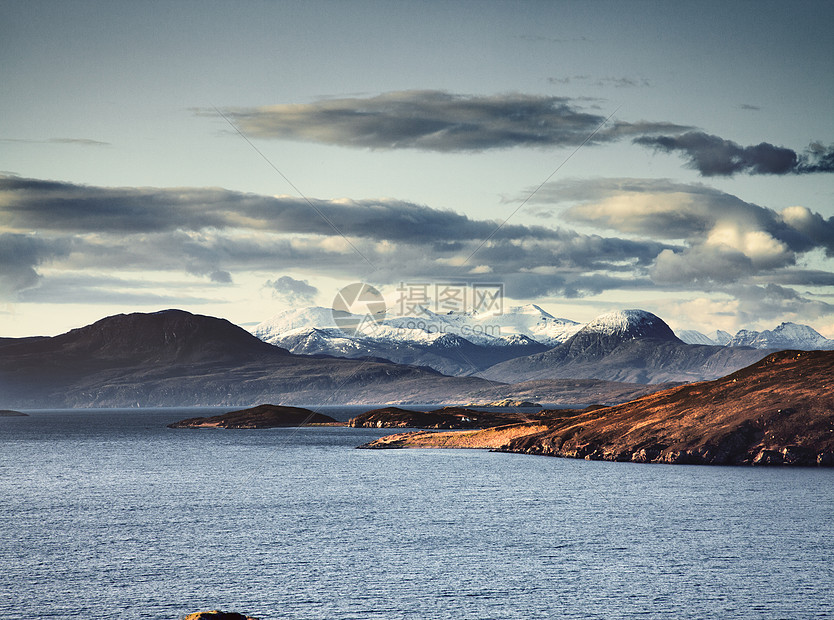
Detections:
168,404,339,429
0,409,27,416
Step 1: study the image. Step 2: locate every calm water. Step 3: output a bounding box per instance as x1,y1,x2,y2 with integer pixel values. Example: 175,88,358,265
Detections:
1,408,832,620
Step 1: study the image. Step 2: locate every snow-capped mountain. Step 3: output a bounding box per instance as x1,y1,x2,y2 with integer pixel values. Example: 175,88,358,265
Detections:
725,322,834,350
251,306,343,338
678,323,832,350
577,309,679,341
465,304,583,347
251,305,833,379
253,304,580,351
678,329,733,346
251,305,553,376
480,309,769,384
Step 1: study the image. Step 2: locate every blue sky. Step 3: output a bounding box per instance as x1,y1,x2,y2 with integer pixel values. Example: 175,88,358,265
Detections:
1,0,833,337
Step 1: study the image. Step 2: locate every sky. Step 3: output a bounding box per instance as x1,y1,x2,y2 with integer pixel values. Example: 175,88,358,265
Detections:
1,0,833,338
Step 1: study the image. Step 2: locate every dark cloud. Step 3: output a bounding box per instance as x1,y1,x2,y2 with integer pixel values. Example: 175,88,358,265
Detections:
206,90,688,152
498,272,655,300
266,275,319,305
760,269,834,287
0,233,70,295
799,141,834,173
634,132,834,176
0,175,574,244
4,175,830,312
1,176,677,301
209,270,233,284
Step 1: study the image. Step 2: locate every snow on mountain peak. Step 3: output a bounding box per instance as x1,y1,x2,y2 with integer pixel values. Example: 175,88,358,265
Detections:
584,309,657,332
579,309,678,341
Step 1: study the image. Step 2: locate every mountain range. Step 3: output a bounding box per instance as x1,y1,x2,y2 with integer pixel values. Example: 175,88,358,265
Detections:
0,309,666,408
478,310,773,384
253,305,834,378
252,304,579,376
2,307,831,409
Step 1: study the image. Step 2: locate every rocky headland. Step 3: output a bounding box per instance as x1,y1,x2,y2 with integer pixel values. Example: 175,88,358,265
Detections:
348,406,564,429
0,409,27,416
361,350,834,466
168,404,339,429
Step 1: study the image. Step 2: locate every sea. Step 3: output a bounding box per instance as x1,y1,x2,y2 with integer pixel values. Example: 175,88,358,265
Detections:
1,407,832,620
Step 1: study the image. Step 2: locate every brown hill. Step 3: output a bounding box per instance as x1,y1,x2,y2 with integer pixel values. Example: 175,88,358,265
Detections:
363,350,834,466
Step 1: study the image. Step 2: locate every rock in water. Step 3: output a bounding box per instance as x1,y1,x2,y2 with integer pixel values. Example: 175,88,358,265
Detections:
183,611,259,620
0,409,27,416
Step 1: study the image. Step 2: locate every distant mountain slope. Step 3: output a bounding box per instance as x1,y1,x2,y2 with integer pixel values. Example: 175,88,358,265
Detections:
481,310,771,384
678,329,732,346
0,309,666,408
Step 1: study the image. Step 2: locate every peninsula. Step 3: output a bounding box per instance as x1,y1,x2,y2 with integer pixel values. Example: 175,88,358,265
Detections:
360,350,834,466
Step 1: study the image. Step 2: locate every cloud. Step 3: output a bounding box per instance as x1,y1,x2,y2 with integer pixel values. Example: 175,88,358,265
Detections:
205,90,689,152
541,178,834,256
0,175,572,244
265,275,319,305
4,174,830,324
732,283,834,325
18,273,216,305
634,131,834,176
650,246,756,286
527,177,834,291
548,76,651,88
0,137,110,147
0,233,70,296
0,175,681,303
